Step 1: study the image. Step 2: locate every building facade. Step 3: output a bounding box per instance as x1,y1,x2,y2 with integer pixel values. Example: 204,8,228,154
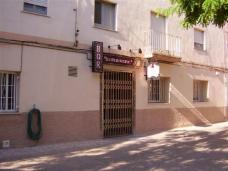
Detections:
0,0,227,148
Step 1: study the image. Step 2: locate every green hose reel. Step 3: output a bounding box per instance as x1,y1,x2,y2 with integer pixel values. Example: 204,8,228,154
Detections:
27,108,42,141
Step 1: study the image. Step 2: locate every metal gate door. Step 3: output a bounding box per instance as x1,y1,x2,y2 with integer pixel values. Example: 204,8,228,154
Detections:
102,70,134,137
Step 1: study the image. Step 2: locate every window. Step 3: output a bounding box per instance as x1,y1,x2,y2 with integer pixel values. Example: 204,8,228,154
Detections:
23,0,48,15
148,77,170,103
193,80,208,102
0,73,18,112
94,0,116,30
194,29,205,50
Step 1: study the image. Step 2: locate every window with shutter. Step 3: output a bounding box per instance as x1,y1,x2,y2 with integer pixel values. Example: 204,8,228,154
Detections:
23,0,48,15
94,0,116,31
194,29,205,50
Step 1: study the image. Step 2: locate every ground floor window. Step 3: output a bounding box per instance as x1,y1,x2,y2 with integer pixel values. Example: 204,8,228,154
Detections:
148,77,170,103
0,72,18,112
193,80,208,102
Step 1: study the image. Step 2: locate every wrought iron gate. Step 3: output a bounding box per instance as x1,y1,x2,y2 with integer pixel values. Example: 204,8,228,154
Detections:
102,70,134,137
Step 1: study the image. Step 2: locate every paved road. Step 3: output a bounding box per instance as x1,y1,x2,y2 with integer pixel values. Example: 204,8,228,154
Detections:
0,122,228,171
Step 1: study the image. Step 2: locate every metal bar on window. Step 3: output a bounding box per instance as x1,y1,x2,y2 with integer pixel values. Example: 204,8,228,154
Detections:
0,73,17,112
14,74,16,111
0,73,2,110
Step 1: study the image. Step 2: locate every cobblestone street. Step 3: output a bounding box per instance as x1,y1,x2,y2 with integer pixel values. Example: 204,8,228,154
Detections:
0,122,228,171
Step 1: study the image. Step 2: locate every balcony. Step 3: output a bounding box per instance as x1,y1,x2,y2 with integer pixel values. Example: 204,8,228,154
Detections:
144,30,181,63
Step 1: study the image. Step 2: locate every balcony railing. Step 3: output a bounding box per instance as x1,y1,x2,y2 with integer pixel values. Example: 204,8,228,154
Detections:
144,30,181,57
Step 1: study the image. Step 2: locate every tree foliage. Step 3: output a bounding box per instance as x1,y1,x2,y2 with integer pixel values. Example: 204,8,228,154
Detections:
157,0,228,28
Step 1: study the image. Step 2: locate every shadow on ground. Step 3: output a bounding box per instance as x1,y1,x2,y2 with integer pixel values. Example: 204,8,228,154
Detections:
0,123,228,171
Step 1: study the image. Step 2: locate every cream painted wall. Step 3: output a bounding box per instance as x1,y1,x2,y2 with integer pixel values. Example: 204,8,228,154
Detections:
0,43,21,71
136,63,227,109
19,46,100,112
77,0,169,54
225,30,228,59
0,0,76,42
78,0,226,67
0,43,227,112
0,0,226,68
181,26,226,67
0,0,227,112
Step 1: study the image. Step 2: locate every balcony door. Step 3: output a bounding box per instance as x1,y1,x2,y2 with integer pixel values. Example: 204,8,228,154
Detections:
151,12,166,52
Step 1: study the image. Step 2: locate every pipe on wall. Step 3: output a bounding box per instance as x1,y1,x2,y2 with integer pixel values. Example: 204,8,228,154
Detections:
0,38,90,54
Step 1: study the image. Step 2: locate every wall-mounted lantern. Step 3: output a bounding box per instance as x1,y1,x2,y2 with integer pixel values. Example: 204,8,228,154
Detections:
130,48,143,54
144,58,160,80
108,44,122,50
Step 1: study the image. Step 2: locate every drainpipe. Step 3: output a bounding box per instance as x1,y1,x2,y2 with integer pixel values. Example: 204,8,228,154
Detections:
20,44,24,72
224,30,228,121
224,74,227,121
74,0,79,47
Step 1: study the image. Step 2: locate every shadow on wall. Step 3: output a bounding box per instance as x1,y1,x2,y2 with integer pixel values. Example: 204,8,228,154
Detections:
0,124,227,170
0,111,102,149
171,82,226,126
136,65,227,134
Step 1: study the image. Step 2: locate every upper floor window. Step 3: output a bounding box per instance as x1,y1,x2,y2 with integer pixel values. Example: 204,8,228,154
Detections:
0,72,19,112
23,0,48,16
193,80,208,102
94,0,116,31
194,29,205,51
148,77,170,103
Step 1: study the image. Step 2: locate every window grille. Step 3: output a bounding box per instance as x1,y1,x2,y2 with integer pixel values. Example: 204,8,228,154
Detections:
94,0,116,30
148,77,169,103
0,73,18,112
193,80,208,102
23,0,48,15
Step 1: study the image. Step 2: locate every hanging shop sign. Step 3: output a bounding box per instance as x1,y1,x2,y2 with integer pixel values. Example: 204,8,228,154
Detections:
103,53,136,66
147,62,160,78
92,41,103,73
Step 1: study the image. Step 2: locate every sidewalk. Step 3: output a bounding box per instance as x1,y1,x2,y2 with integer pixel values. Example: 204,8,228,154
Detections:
0,122,228,171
